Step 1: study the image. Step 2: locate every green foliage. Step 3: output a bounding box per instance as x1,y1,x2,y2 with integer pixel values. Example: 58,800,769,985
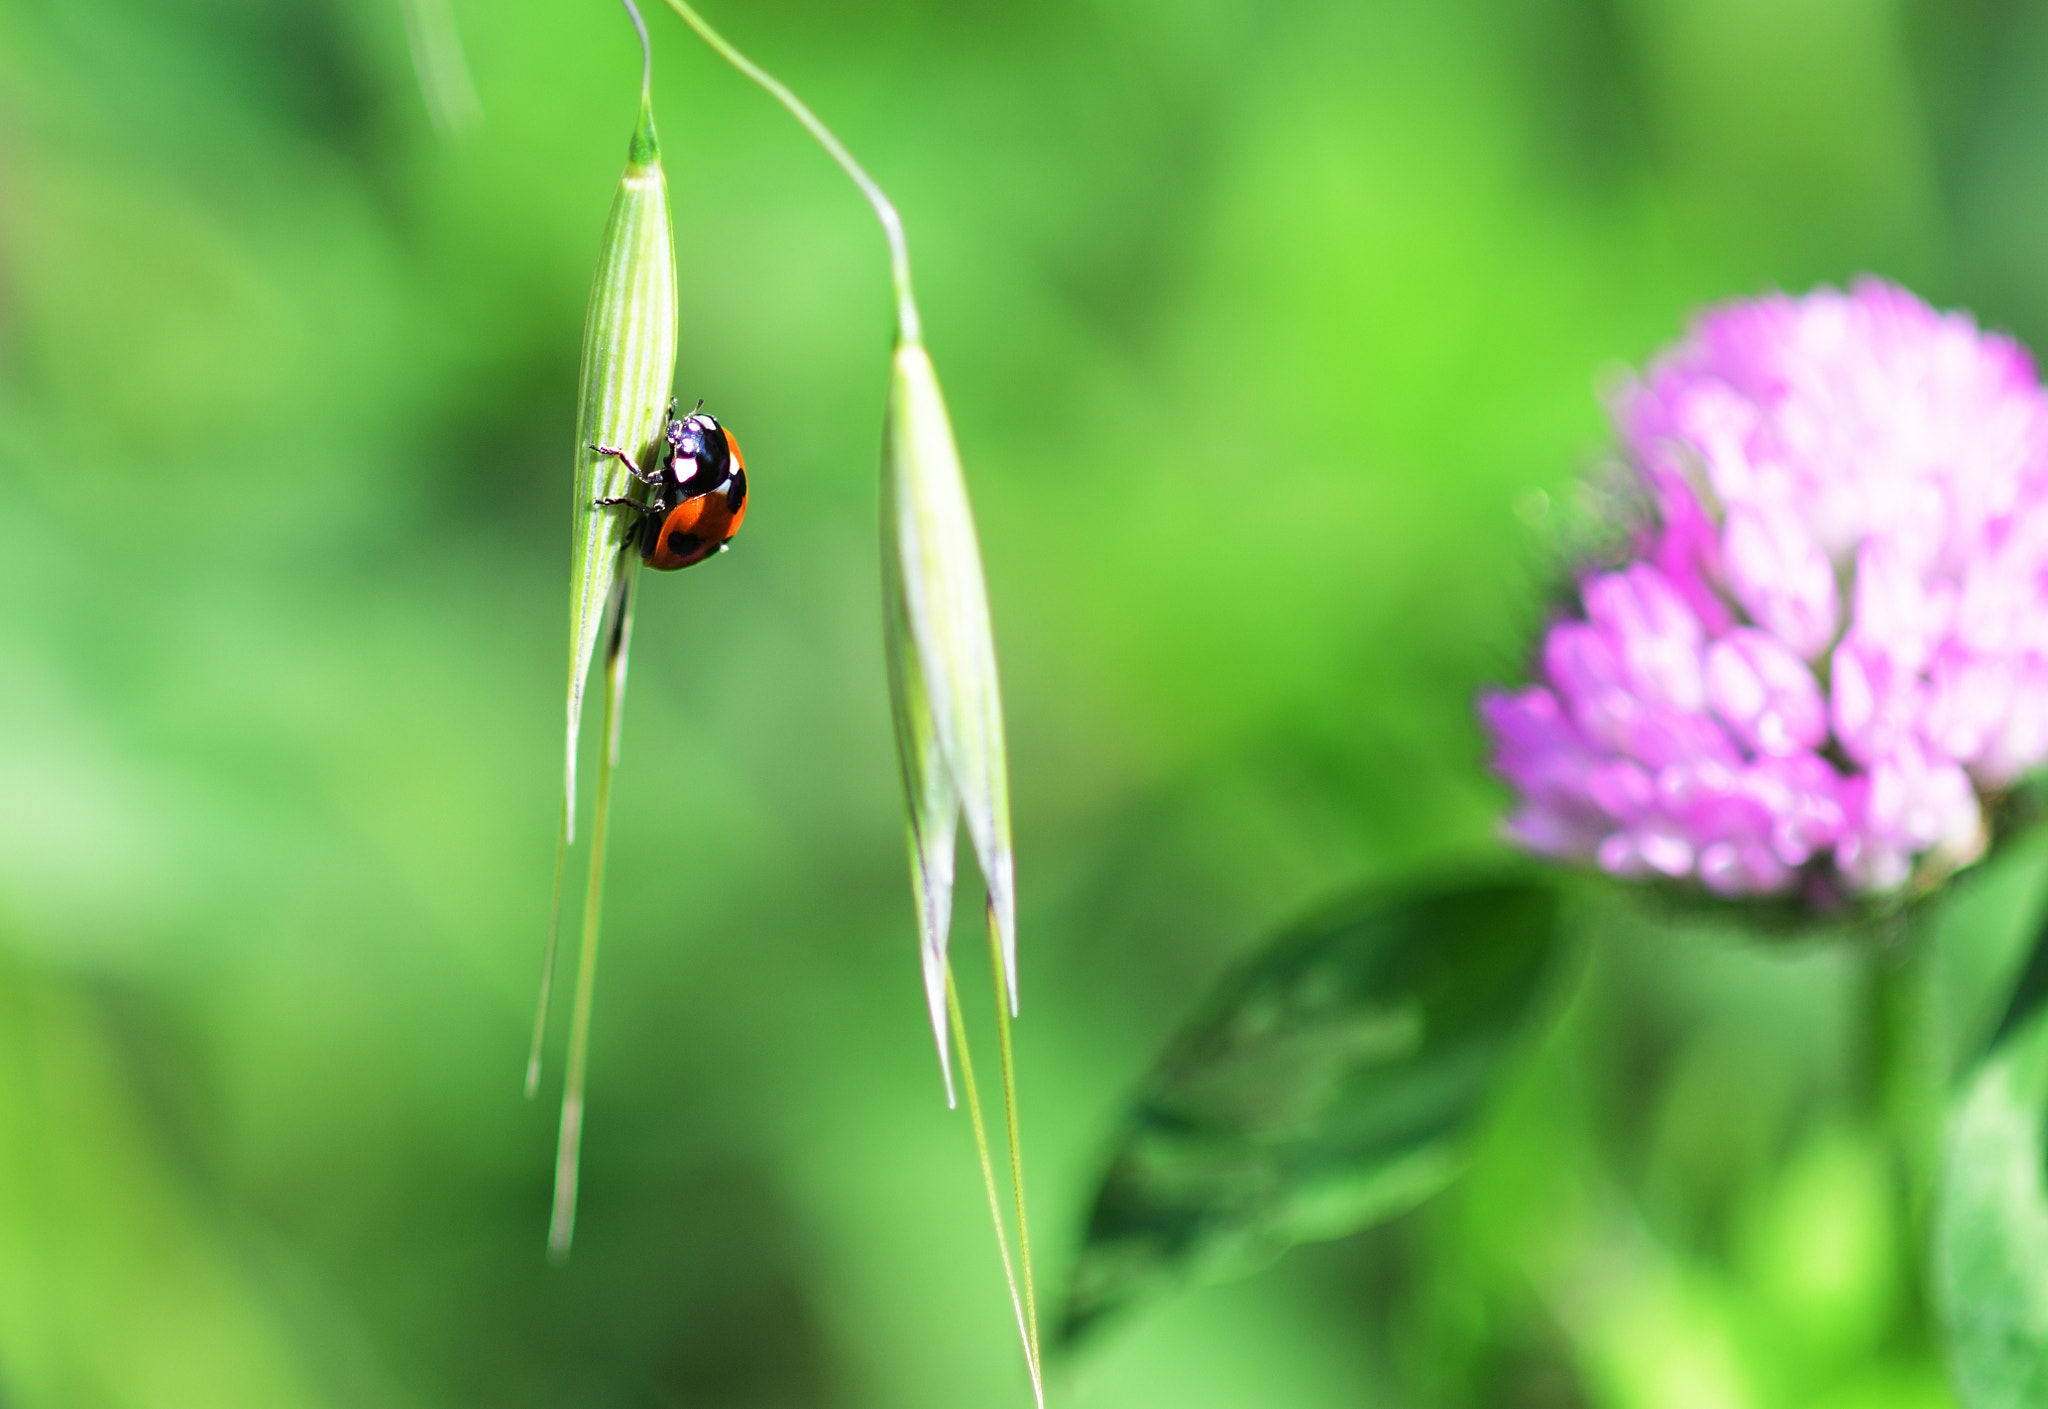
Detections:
0,957,332,1409
1938,916,2048,1408
1064,878,1561,1341
10,0,2048,1403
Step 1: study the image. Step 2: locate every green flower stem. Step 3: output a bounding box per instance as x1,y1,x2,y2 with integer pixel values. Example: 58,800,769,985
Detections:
657,0,920,343
1865,921,1940,1199
1861,915,1942,1335
946,963,1045,1408
548,569,638,1261
987,901,1041,1370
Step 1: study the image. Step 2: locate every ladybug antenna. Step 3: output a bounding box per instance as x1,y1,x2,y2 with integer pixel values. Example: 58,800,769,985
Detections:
694,398,705,415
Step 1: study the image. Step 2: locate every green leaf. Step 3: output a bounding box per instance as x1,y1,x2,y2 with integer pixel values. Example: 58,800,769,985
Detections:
1061,876,1563,1345
1936,990,2048,1405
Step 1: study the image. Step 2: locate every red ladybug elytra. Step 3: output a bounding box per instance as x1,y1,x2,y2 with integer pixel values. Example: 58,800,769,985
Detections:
592,400,749,570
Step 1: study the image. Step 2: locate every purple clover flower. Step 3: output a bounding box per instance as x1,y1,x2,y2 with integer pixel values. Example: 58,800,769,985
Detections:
1483,280,2048,902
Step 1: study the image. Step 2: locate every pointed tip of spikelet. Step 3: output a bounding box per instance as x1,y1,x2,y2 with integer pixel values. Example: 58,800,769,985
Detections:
628,88,659,166
988,868,1018,1017
921,942,958,1108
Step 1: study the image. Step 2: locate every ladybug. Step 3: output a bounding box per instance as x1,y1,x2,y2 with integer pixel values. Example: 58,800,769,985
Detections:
591,399,749,570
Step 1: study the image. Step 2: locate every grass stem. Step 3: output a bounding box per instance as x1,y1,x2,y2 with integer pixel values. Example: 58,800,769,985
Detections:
658,0,921,343
946,964,1044,1408
618,0,652,100
547,570,637,1260
524,813,571,1098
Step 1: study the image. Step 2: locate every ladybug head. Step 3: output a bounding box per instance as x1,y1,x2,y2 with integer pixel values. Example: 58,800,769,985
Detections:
666,406,726,482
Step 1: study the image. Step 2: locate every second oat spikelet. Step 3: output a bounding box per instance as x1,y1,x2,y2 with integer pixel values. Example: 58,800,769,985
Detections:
882,332,1017,1095
657,2,1039,1398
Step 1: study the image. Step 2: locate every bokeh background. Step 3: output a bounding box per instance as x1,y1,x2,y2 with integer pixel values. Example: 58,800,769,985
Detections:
7,0,2048,1404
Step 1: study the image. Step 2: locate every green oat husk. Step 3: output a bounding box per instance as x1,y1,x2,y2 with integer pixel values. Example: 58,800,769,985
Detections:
563,89,674,850
882,336,1019,1041
526,23,675,1265
881,448,962,1101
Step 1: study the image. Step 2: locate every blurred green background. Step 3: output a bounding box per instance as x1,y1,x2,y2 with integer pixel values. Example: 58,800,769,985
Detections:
6,0,2048,1404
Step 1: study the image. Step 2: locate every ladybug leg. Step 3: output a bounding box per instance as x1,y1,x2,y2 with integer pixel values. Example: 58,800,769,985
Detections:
589,442,661,487
591,499,661,559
